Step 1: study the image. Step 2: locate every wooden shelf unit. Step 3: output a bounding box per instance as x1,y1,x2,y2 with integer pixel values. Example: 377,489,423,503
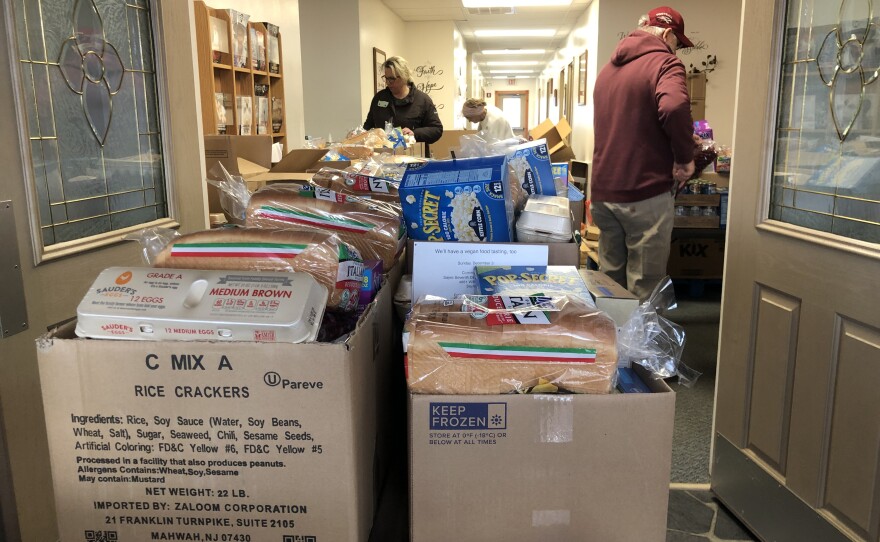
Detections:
194,1,286,151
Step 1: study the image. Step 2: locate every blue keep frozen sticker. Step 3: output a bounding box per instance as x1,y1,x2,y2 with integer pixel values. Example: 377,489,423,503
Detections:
429,402,507,430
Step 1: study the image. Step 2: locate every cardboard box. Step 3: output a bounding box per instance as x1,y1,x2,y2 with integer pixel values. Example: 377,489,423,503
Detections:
530,118,576,162
204,135,273,214
667,235,725,278
568,159,589,194
578,269,641,327
37,265,402,542
429,129,477,159
409,365,675,542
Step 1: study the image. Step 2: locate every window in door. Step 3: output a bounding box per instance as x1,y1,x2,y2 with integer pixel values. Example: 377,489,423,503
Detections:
770,0,880,244
10,0,168,258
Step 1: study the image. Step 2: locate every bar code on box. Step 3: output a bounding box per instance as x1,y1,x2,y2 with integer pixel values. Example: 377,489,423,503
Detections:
85,531,118,541
282,536,316,542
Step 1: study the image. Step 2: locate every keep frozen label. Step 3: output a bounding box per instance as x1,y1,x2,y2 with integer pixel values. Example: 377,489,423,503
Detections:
429,402,507,430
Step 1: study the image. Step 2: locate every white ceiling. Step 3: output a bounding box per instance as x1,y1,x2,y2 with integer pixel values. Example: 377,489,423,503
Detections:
381,0,592,78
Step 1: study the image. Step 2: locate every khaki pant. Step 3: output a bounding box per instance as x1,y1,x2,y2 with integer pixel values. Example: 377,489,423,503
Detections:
591,192,674,301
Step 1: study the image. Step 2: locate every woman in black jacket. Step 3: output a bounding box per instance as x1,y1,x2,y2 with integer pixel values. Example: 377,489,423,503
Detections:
364,56,443,145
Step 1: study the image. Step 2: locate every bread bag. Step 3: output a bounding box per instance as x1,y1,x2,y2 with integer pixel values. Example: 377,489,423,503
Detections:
404,295,618,394
153,228,363,311
246,184,405,270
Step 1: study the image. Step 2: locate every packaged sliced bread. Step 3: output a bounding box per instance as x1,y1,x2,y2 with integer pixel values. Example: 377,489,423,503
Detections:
246,184,405,270
153,228,363,312
404,295,618,394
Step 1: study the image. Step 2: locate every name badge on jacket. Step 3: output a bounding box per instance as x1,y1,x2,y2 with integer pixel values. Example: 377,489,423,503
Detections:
378,100,389,107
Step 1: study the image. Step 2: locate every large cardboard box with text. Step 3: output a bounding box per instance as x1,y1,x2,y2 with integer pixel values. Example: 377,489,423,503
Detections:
667,234,725,279
36,264,401,542
408,366,675,541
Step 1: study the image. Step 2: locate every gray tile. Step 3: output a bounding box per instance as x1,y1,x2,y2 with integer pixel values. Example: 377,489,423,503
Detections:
666,530,709,541
667,489,715,534
713,502,757,541
687,490,716,504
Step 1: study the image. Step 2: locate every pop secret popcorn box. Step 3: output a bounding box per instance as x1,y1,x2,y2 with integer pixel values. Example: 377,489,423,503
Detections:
399,156,514,242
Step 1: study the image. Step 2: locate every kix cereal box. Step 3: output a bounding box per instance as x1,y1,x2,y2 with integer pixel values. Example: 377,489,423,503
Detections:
399,156,514,242
474,265,596,307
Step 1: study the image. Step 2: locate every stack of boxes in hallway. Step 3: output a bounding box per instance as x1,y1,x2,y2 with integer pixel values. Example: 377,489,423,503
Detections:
37,121,679,541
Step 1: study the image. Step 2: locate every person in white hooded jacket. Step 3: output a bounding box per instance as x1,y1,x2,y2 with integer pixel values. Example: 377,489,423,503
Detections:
461,98,515,142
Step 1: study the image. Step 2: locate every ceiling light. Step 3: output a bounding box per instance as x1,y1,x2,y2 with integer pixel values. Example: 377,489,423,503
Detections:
464,0,571,6
489,69,535,73
486,61,540,66
474,29,556,37
491,76,531,79
480,49,546,55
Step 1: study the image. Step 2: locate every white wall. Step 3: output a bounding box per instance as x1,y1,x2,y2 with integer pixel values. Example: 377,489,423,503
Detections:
358,0,406,119
299,0,362,140
404,21,457,129
596,0,742,147
453,27,468,129
538,4,597,162
214,0,306,147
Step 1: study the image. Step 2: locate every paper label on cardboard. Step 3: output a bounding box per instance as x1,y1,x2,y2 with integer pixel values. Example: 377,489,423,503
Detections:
411,242,548,301
38,342,357,540
426,402,509,447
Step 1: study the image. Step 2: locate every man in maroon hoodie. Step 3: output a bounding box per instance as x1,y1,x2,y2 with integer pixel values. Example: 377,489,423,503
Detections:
591,6,695,301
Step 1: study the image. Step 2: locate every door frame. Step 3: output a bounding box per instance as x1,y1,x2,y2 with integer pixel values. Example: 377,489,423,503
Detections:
495,90,529,138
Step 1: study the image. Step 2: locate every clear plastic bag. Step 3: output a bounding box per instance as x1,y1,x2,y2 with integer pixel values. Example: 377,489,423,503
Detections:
617,277,700,387
123,226,181,266
205,162,251,222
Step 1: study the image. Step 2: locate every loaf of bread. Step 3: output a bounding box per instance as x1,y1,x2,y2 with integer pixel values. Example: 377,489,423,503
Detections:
246,184,404,270
310,167,401,208
153,228,363,311
405,295,618,394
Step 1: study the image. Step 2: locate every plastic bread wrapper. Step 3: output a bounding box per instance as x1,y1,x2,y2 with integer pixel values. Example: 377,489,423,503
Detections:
310,165,401,210
617,276,700,387
246,183,405,271
403,294,620,395
125,226,365,312
206,162,253,222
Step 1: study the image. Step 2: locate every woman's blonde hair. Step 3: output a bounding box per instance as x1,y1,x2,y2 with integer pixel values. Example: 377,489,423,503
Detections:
383,56,413,83
463,98,487,109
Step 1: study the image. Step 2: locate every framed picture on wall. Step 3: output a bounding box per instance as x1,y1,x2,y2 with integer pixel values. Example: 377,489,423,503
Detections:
373,48,386,94
567,61,574,118
559,69,565,110
578,51,588,105
546,79,552,112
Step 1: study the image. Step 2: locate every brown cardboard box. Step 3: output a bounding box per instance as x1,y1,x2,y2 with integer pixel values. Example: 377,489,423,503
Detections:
429,129,477,159
37,264,402,541
204,135,274,213
408,364,675,542
579,269,641,326
667,234,725,278
530,118,576,162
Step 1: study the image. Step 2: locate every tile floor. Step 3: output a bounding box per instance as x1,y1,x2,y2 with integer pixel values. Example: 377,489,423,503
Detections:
667,488,757,541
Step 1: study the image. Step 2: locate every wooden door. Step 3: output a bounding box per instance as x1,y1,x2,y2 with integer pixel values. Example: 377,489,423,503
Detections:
0,2,205,540
495,90,529,138
712,1,880,540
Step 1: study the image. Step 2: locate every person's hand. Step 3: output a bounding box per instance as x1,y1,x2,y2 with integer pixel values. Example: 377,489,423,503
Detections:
673,160,695,190
401,127,414,137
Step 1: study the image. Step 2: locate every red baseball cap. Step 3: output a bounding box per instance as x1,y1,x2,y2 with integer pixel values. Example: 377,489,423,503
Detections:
648,6,694,49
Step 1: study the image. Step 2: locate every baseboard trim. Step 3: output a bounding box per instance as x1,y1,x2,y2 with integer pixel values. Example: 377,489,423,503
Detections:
712,434,852,542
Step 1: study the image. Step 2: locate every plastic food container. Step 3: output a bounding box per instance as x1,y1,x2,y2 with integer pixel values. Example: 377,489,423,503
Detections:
515,195,573,243
75,267,327,343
